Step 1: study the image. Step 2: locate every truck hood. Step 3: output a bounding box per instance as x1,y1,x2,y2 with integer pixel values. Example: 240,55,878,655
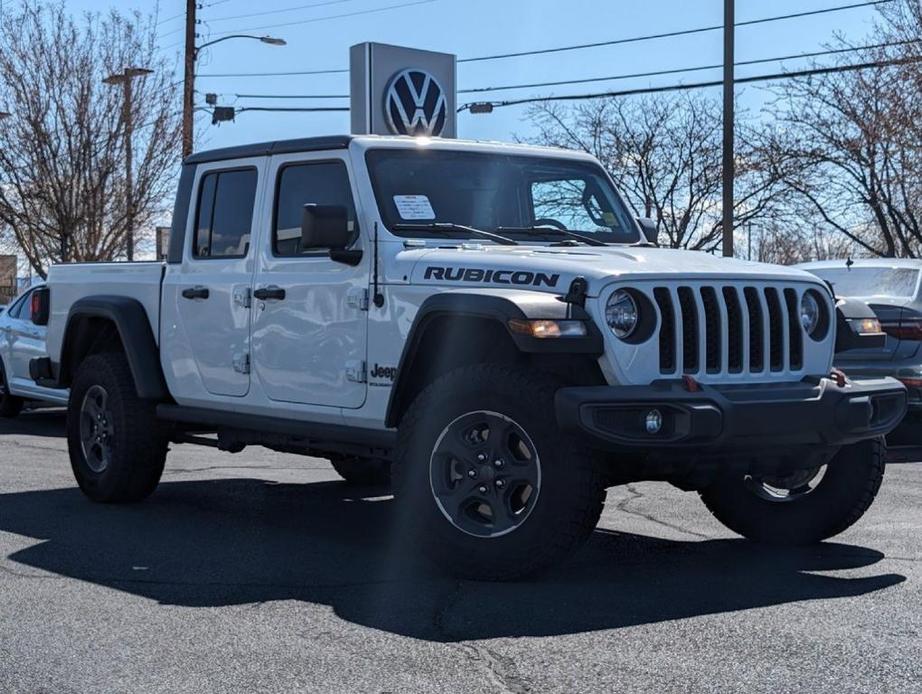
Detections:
399,244,822,295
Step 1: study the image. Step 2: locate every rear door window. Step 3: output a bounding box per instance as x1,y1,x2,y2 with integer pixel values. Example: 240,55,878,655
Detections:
192,168,258,259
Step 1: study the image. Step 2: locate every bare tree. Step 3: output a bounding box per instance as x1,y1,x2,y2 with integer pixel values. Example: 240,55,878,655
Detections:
0,1,180,277
766,2,922,258
526,94,790,252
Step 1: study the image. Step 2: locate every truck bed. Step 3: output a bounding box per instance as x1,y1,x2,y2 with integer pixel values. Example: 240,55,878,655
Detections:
45,262,164,361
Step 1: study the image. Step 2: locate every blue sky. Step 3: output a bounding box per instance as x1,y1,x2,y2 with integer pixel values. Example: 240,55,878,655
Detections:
66,0,884,150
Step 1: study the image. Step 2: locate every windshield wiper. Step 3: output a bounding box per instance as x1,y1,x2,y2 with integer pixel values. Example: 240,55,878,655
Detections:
391,222,519,246
496,226,608,247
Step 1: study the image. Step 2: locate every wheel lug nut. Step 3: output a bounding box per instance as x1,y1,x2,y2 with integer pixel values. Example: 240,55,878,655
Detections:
495,479,505,488
493,459,504,468
478,485,487,494
467,469,477,478
477,453,486,462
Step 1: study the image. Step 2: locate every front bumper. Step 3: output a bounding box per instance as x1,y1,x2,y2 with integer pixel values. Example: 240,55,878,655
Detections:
555,376,907,451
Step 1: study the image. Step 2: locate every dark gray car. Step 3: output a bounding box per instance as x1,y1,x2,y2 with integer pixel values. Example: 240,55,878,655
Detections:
798,259,922,442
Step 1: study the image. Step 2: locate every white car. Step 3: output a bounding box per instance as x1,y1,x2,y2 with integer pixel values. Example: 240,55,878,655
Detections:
0,284,68,417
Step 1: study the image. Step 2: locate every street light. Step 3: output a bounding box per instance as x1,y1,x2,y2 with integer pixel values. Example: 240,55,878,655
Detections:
104,66,154,262
195,34,287,57
182,32,286,157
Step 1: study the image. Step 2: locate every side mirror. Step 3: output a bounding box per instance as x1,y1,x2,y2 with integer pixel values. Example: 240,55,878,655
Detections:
301,204,351,250
636,217,659,246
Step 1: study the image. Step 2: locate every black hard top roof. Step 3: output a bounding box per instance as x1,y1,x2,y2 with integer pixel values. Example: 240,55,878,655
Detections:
183,135,354,165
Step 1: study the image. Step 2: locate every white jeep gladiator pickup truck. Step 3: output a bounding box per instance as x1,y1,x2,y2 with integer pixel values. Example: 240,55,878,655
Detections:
30,135,907,579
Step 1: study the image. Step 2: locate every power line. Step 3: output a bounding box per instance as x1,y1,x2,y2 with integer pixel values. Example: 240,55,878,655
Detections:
235,93,349,98
206,0,436,37
235,105,350,114
212,55,922,120
204,0,360,23
215,40,918,101
458,0,894,64
200,66,349,77
194,0,894,77
459,39,919,94
457,56,922,111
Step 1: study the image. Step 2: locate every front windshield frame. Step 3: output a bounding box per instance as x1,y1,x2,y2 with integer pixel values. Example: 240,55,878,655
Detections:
364,147,641,245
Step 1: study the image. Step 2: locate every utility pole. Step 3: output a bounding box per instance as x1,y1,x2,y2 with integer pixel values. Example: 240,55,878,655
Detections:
182,0,197,158
722,0,735,258
104,67,152,262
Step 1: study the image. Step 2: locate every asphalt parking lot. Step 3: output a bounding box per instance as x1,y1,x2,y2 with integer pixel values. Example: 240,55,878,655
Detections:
1,410,920,693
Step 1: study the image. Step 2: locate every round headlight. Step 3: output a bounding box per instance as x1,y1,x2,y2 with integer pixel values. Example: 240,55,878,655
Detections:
800,292,821,336
606,289,639,339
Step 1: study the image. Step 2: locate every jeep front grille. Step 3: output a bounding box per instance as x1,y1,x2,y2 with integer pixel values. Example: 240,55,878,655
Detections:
650,283,813,378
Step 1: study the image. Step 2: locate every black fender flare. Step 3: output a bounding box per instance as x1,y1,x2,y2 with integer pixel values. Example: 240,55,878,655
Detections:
60,296,168,400
384,292,603,428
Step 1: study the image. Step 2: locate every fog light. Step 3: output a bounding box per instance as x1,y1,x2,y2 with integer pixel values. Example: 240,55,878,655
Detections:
645,409,663,434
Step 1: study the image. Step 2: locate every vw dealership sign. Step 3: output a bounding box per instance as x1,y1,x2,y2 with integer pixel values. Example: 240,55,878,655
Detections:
350,42,457,138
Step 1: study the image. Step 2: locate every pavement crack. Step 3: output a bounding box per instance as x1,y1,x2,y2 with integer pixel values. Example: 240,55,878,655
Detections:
615,484,711,540
431,582,531,693
432,580,465,638
459,644,532,694
4,440,64,454
164,464,328,474
0,564,60,580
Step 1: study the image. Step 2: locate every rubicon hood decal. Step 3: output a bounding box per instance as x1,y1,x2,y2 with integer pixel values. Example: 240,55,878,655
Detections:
424,266,560,288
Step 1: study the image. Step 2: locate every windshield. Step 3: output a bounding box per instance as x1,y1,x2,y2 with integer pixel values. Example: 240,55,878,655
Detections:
365,148,639,244
809,266,921,299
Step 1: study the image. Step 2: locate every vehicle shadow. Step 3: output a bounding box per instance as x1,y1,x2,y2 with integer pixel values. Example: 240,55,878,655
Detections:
0,409,66,439
0,477,905,641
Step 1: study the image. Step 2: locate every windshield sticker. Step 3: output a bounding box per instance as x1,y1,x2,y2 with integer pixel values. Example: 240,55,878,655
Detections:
394,195,435,220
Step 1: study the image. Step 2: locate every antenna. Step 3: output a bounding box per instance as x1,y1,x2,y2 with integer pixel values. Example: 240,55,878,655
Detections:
372,222,384,308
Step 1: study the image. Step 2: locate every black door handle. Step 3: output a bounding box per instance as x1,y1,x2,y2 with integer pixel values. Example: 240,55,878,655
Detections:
253,286,286,301
181,286,209,300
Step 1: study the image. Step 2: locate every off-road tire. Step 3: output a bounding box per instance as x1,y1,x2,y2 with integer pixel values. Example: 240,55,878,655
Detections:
67,352,168,503
329,455,391,486
0,358,23,418
392,364,605,581
699,438,886,545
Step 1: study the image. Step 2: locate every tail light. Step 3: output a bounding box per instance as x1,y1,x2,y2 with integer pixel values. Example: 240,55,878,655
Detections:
880,317,922,341
30,287,50,326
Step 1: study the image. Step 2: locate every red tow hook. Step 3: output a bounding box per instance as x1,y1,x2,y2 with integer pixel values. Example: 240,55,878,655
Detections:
682,374,701,393
830,368,848,388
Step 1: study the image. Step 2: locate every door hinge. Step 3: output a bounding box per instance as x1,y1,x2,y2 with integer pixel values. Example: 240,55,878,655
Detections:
345,360,366,383
346,287,369,311
234,286,252,309
232,352,250,375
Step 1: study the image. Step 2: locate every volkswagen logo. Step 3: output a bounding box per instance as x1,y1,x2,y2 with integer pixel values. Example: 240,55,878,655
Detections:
384,68,448,137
